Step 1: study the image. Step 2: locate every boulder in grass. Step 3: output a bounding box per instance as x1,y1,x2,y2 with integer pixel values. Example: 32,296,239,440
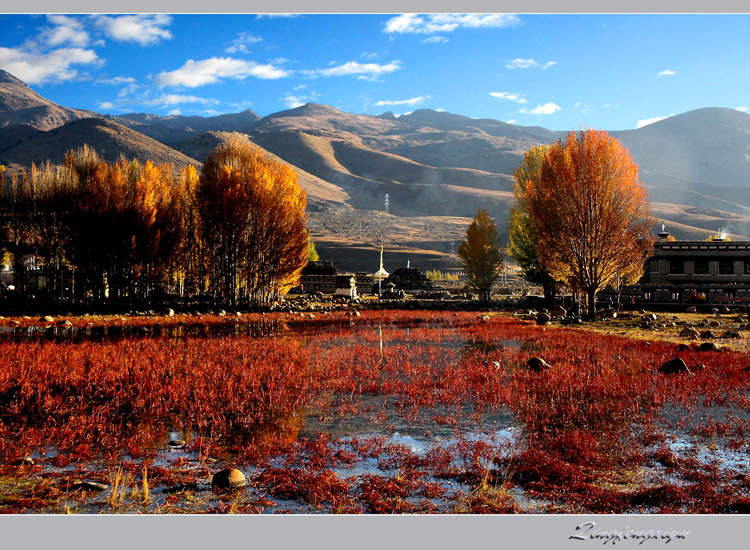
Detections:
527,357,551,372
720,307,731,314
56,320,72,329
552,306,567,317
659,358,691,375
39,316,54,323
601,308,617,319
677,343,691,351
211,468,246,491
709,307,719,315
162,308,175,317
536,313,551,325
679,327,700,340
701,330,716,339
686,306,697,313
699,342,719,352
72,480,109,491
709,320,720,328
722,330,743,339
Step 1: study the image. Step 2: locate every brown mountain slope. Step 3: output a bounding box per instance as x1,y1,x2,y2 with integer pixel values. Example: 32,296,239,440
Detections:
613,108,750,188
112,109,261,146
0,70,100,131
175,130,350,208
1,117,199,171
1,69,748,270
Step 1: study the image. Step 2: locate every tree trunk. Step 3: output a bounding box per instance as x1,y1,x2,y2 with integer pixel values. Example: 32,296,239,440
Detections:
543,274,556,309
587,288,597,320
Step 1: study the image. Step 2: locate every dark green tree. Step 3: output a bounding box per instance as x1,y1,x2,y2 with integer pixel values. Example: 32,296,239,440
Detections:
458,209,504,304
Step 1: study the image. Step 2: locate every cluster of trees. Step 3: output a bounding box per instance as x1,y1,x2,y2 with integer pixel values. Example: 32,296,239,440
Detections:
0,142,309,307
460,129,653,316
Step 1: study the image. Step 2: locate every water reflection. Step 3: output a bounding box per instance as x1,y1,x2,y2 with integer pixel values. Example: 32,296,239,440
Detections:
0,318,290,342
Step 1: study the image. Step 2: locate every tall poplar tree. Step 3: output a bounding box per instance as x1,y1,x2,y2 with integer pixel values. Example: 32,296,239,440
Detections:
525,130,653,319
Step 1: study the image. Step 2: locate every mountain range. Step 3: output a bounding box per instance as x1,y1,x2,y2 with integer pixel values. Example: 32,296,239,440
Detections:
1,68,748,271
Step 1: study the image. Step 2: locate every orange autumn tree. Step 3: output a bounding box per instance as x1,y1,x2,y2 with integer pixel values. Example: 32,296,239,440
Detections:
525,129,653,319
199,141,308,306
171,164,205,297
71,155,183,302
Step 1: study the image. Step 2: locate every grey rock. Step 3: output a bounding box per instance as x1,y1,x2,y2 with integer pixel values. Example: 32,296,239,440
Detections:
211,468,246,491
699,342,719,352
527,357,551,372
659,358,691,374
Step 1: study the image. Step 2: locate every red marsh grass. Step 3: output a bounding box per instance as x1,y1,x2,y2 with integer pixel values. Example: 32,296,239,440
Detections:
0,310,748,513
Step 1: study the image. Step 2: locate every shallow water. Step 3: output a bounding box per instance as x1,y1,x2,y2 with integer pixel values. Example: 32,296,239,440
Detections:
4,314,750,514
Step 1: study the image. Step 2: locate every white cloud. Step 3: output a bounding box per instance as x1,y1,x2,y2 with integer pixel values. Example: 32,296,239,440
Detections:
360,52,378,60
156,57,290,87
506,119,518,124
228,100,254,111
635,114,675,128
506,58,557,70
422,36,448,43
305,60,401,79
293,83,307,90
145,94,218,106
574,102,581,108
283,95,306,109
736,106,747,112
98,101,114,110
384,13,520,34
256,14,299,18
41,15,90,47
519,103,561,115
658,69,675,76
167,109,182,116
282,90,319,109
98,76,136,85
92,14,172,46
489,91,527,104
0,46,100,84
374,95,431,107
118,82,139,97
225,32,262,54
506,58,538,69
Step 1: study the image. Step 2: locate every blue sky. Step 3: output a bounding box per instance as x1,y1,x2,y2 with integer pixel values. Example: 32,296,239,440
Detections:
1,13,748,130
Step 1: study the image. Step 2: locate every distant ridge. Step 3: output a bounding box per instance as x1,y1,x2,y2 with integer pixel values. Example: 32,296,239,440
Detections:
0,117,199,170
0,69,101,131
0,69,748,268
112,108,261,146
